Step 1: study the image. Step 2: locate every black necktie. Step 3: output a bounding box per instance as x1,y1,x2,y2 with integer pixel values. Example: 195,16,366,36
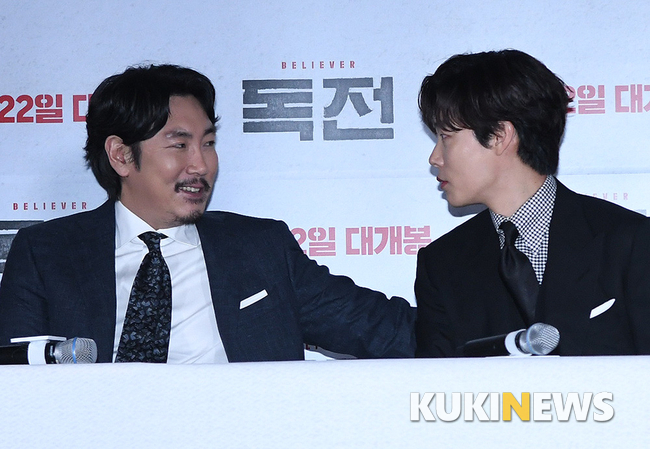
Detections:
498,221,539,325
116,232,172,363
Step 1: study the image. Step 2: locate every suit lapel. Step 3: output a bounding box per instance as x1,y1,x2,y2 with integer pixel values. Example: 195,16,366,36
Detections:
65,201,117,362
196,214,241,360
537,181,603,350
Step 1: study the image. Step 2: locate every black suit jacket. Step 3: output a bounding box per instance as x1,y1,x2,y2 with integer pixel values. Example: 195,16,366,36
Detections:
0,201,415,362
415,180,650,357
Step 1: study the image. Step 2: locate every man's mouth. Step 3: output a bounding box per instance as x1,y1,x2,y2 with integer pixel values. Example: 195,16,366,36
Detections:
175,178,211,195
436,176,448,188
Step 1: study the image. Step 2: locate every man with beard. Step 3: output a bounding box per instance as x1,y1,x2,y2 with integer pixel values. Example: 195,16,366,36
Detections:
0,64,415,363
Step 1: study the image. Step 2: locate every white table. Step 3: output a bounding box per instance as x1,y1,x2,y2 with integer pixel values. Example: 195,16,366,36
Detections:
1,356,647,448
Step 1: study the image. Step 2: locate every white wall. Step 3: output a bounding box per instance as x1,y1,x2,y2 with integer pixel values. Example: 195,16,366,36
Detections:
2,1,650,302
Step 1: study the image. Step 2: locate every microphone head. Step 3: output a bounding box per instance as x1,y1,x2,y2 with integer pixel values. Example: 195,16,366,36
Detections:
53,338,98,364
519,323,560,355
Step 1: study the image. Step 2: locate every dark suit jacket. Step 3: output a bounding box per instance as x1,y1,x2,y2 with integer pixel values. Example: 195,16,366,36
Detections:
0,201,415,362
415,180,650,357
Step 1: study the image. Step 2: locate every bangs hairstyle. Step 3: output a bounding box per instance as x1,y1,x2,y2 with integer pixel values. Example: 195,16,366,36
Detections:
418,50,571,175
84,64,218,200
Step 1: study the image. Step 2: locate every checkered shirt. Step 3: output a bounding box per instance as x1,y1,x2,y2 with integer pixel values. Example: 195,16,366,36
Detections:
490,176,557,284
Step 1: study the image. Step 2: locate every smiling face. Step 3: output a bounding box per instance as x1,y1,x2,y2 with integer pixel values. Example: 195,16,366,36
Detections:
115,95,218,230
429,128,499,209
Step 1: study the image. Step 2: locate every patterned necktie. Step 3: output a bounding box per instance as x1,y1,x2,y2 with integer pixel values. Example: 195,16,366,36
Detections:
116,232,172,363
498,221,539,325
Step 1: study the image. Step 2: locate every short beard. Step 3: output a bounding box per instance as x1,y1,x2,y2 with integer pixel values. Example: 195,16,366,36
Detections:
172,177,213,225
174,210,204,226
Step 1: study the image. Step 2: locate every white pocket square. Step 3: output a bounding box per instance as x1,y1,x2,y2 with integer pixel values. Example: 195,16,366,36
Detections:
590,298,616,319
240,289,268,309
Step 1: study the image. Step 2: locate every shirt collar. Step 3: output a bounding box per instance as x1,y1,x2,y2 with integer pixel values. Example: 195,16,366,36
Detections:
490,176,557,250
114,201,200,249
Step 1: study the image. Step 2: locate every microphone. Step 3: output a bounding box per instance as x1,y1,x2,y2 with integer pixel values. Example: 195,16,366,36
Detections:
0,337,98,365
461,323,560,357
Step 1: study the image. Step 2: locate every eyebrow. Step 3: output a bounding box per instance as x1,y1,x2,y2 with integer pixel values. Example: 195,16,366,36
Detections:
165,125,217,139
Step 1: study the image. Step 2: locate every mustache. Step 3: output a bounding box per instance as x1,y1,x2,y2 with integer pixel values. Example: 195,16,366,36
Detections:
174,178,212,193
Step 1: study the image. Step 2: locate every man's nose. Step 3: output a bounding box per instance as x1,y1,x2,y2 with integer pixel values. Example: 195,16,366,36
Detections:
429,142,442,167
187,147,209,175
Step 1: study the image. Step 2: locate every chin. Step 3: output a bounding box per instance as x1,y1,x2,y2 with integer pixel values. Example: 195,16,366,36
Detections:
179,210,205,224
444,192,473,209
444,196,464,208
175,209,205,226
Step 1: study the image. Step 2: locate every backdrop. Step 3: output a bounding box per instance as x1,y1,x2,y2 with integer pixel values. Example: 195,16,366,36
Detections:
2,1,649,306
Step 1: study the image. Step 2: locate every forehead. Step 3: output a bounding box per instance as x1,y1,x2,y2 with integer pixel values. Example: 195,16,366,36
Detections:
167,95,210,121
148,96,215,142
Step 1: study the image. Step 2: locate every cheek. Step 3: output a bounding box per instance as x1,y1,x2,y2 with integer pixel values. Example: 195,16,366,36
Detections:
158,157,188,181
207,151,219,172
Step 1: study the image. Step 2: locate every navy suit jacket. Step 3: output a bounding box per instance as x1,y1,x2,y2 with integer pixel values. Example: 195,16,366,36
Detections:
0,201,415,362
415,180,650,357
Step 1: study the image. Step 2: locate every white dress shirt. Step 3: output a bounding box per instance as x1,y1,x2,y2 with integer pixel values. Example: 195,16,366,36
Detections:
113,201,228,363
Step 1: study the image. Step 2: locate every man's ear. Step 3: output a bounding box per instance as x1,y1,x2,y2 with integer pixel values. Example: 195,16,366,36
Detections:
105,136,134,177
492,121,518,156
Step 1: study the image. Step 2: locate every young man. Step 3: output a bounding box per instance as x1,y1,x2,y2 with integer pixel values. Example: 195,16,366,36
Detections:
415,50,650,357
0,64,415,363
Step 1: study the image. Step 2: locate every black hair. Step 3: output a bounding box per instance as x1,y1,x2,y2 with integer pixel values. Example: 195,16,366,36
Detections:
419,49,570,175
84,64,218,200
